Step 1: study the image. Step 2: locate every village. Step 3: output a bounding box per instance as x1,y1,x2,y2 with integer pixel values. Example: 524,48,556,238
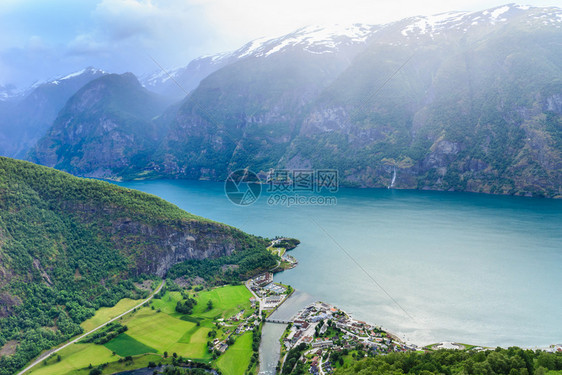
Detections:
241,266,419,374
241,240,420,375
280,302,419,374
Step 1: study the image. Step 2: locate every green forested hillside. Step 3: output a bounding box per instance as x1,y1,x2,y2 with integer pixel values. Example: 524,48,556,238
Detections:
336,347,562,375
0,157,270,375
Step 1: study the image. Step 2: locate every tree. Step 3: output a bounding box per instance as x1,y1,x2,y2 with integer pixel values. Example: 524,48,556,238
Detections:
207,300,213,311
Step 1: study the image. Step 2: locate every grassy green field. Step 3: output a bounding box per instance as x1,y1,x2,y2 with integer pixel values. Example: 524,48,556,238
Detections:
216,332,253,375
103,334,157,357
191,285,252,320
27,343,116,375
80,298,142,331
26,285,255,375
124,308,205,356
74,354,167,375
150,291,182,316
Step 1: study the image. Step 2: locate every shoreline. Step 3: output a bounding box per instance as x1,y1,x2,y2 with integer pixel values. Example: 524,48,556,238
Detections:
113,176,562,200
260,240,562,355
264,239,416,347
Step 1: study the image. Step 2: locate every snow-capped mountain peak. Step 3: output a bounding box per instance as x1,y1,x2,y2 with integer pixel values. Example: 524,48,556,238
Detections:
141,4,561,98
49,67,107,86
233,23,379,58
141,24,378,97
399,4,562,38
400,11,468,36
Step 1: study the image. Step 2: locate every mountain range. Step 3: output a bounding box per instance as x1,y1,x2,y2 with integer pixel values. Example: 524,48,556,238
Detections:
3,4,561,197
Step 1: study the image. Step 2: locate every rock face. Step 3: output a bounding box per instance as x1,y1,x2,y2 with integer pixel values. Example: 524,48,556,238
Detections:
108,217,238,277
147,4,562,197
28,73,170,179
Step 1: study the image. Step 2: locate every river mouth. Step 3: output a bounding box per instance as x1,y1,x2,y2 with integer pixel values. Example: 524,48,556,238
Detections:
258,290,318,374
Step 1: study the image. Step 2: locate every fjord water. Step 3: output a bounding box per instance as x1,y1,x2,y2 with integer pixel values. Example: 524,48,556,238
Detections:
118,180,562,347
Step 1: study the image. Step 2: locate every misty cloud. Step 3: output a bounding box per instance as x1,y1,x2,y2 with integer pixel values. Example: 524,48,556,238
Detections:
1,0,560,88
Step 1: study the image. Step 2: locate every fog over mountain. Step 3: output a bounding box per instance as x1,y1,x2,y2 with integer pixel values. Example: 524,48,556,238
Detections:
0,68,107,158
18,4,562,197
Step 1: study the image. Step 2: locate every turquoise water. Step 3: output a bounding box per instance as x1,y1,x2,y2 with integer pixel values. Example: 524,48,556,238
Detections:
117,179,562,347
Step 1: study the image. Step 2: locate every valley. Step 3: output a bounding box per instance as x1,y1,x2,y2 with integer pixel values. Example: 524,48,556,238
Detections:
0,2,561,375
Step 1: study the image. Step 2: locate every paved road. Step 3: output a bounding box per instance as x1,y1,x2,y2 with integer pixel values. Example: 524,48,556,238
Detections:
17,280,165,375
245,279,263,316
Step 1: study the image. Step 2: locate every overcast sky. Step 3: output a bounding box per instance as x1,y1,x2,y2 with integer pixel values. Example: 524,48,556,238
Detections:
0,0,560,88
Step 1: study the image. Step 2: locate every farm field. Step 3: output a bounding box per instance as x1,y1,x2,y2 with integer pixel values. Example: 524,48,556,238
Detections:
80,298,143,332
27,344,116,375
103,334,157,357
191,285,252,320
150,291,183,316
25,285,256,375
216,332,253,375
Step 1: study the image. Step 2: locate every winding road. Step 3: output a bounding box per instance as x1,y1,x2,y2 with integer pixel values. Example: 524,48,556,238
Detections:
17,280,165,375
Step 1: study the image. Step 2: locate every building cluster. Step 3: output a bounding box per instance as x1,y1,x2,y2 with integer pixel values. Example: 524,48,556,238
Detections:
282,302,418,374
249,272,273,289
545,344,562,353
248,272,290,310
212,310,261,354
211,338,229,353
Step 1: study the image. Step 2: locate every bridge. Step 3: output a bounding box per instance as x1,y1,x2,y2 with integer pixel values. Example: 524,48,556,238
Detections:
265,318,291,324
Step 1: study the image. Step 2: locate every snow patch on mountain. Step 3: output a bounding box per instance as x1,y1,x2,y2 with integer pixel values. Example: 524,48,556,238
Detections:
237,37,269,58
234,23,378,58
49,67,106,86
142,4,562,94
398,4,556,38
490,5,511,19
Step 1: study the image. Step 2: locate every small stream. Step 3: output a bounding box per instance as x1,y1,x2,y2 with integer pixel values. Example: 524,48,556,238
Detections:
258,290,317,374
